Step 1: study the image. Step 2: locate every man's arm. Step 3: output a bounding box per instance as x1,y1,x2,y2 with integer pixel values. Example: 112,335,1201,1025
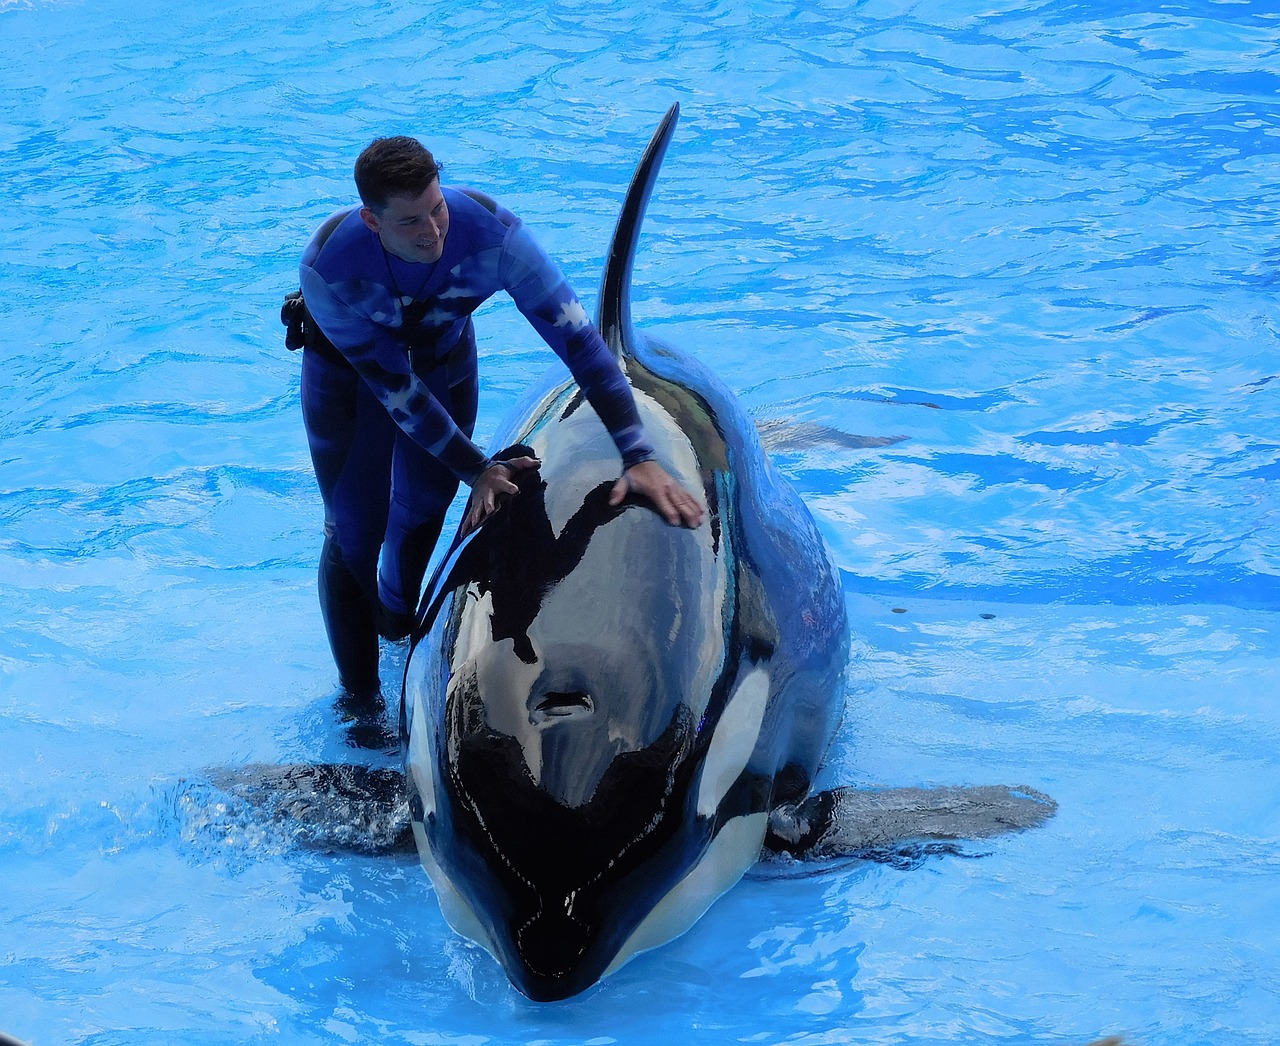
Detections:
498,222,704,528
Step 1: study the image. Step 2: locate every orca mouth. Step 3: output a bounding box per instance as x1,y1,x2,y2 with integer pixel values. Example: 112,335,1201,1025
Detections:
514,907,595,998
530,690,594,724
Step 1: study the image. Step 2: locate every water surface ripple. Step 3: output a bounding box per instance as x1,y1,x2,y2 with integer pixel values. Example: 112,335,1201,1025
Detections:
1,0,1277,1043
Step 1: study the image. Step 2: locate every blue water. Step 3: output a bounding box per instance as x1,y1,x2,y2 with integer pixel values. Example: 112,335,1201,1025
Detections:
2,0,1278,1042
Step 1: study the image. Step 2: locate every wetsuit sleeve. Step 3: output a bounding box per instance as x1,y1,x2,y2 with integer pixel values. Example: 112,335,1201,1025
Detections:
298,264,494,484
498,221,655,468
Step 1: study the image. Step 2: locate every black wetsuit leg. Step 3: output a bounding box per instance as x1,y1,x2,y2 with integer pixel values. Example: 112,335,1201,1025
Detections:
377,327,481,633
301,345,394,697
316,533,380,695
301,328,481,685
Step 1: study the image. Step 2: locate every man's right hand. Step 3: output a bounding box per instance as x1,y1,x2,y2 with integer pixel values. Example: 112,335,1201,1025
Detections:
461,456,541,535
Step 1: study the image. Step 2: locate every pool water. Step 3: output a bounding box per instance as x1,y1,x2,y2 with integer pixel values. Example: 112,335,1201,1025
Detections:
2,0,1278,1043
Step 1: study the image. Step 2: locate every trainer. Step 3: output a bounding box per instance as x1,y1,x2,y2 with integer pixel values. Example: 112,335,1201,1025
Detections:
294,136,703,702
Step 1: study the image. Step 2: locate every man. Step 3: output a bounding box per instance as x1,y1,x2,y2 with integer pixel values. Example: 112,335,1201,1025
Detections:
295,136,704,703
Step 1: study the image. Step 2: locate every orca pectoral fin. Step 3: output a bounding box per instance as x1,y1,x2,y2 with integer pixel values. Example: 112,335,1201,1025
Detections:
765,784,1057,862
206,763,414,856
754,417,909,453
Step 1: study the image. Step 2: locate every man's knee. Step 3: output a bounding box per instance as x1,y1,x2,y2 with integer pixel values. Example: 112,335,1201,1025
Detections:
388,455,460,521
321,521,380,586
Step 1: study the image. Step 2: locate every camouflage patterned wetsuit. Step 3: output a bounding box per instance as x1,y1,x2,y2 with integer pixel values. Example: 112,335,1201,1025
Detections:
299,186,653,696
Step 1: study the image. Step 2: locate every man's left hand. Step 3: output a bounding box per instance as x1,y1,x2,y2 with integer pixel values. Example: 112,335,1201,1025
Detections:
462,456,541,535
609,460,705,529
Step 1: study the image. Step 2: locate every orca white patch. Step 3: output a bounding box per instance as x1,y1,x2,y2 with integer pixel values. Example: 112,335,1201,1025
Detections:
407,687,437,817
696,667,771,818
604,811,768,976
407,682,495,956
410,818,494,955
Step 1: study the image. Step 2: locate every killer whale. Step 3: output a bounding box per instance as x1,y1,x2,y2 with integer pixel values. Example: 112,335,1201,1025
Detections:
395,104,1052,1001
399,102,850,1001
213,103,1056,1003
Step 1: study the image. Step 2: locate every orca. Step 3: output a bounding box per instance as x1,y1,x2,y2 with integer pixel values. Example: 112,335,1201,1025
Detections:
211,103,1055,1004
395,104,1051,1001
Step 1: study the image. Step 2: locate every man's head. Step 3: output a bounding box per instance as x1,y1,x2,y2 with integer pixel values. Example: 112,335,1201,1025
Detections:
356,136,449,265
354,136,441,211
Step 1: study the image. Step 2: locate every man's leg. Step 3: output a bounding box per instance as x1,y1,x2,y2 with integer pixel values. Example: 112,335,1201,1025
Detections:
376,445,457,641
301,347,394,697
377,339,481,637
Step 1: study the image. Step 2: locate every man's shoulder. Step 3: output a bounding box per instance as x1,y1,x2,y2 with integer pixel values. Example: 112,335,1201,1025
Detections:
444,185,520,235
450,186,501,215
303,207,379,279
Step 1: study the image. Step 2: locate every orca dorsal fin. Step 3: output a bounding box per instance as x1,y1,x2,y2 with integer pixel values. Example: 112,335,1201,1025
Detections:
596,102,680,360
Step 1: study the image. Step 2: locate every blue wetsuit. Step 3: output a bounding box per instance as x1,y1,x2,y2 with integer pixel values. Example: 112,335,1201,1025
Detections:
299,186,653,696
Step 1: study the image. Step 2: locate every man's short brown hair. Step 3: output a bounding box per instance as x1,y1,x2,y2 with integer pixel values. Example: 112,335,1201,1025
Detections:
354,136,442,212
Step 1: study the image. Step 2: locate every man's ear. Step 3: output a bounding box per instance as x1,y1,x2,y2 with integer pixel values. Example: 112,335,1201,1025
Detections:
359,207,381,234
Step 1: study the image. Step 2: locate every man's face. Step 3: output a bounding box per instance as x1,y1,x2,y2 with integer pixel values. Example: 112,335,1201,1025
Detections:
361,180,449,265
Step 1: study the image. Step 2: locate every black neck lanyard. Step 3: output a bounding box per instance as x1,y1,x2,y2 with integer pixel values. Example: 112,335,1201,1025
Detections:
379,241,436,305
